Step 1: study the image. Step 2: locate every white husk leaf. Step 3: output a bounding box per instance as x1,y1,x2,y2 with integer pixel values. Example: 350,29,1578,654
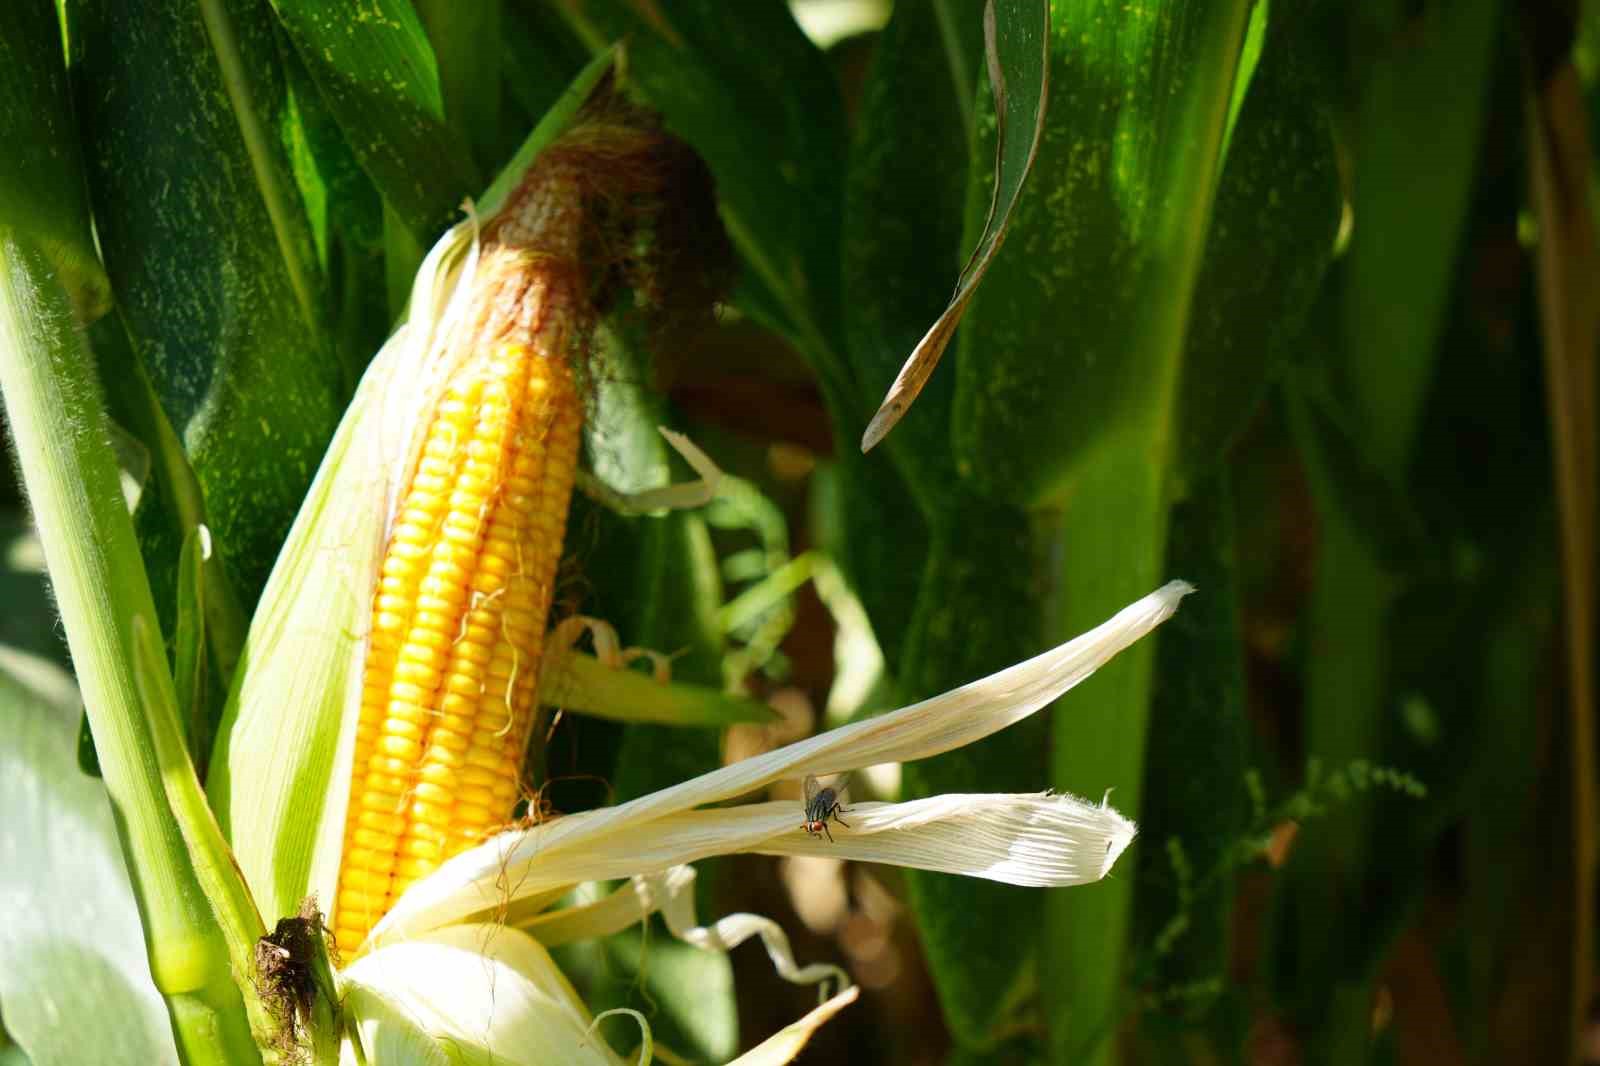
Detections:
343,924,626,1066
405,792,1133,940
340,984,451,1066
370,582,1191,945
751,793,1135,885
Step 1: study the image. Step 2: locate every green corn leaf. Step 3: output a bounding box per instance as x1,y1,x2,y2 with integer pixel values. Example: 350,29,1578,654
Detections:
575,317,729,801
834,31,1059,1041
87,318,251,755
278,45,390,393
268,0,479,241
860,0,1050,455
950,1,1252,508
936,1,1255,1060
1278,1,1501,1053
900,498,1047,1047
128,612,271,1018
65,0,344,618
413,0,503,177
1284,379,1432,575
841,0,981,502
0,8,106,780
1173,3,1342,488
826,447,928,669
501,1,589,129
1129,471,1249,1051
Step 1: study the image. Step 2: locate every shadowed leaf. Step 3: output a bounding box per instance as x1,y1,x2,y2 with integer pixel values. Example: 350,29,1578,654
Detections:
861,0,1050,453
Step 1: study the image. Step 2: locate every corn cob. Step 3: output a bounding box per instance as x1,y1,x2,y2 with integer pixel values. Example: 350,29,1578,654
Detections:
333,161,588,954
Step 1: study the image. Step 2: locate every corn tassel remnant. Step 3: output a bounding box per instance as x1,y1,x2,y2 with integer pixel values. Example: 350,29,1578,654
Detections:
334,158,589,955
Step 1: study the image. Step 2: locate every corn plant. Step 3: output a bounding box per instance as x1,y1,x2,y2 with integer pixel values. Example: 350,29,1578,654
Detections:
0,1,1594,1065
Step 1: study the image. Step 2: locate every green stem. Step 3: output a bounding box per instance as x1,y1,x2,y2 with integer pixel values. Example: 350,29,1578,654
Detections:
0,233,262,1065
1042,444,1170,1066
1036,0,1251,1055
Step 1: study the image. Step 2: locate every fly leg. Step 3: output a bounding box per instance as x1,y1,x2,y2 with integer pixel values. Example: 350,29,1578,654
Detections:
830,803,851,830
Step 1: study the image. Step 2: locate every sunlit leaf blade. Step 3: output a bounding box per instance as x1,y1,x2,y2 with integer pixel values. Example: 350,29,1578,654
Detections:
952,0,1250,506
0,3,109,319
0,660,179,1066
3,6,112,787
268,0,478,241
65,0,344,615
860,0,1049,453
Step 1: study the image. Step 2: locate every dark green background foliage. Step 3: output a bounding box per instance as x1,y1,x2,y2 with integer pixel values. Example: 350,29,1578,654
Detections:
1,0,1595,1063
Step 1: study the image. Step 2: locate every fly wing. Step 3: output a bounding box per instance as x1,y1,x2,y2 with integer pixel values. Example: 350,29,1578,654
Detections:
803,774,821,807
831,772,852,802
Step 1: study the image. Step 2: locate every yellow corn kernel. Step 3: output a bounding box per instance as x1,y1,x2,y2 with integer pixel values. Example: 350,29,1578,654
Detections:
332,329,581,954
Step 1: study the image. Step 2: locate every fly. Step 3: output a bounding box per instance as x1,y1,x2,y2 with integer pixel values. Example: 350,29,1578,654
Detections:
802,773,851,843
